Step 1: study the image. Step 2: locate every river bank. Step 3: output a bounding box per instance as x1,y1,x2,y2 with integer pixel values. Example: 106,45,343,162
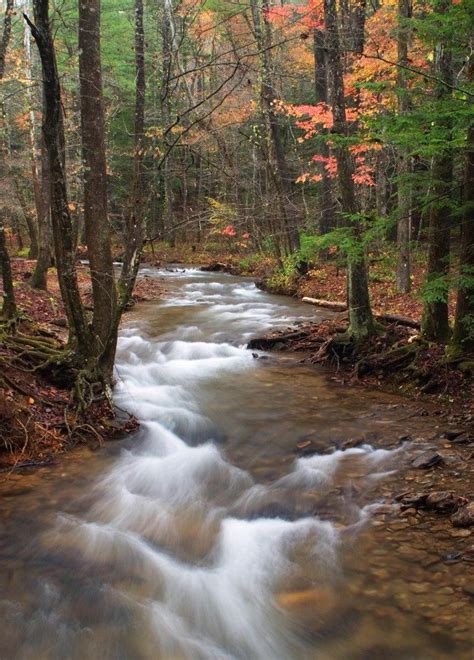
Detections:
0,259,166,472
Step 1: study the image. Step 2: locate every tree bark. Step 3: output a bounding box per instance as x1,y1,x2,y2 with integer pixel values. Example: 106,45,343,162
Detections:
422,0,453,343
161,0,175,243
0,0,17,319
23,2,41,260
0,212,16,320
117,0,146,311
78,0,117,377
314,29,336,234
250,0,299,254
452,61,474,354
324,0,374,341
31,130,51,289
25,1,91,354
396,0,412,293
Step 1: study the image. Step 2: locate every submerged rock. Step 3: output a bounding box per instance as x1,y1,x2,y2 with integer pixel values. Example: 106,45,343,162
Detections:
451,502,474,528
425,491,462,513
411,450,443,469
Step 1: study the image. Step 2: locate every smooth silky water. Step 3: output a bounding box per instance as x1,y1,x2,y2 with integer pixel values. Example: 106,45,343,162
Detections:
0,268,470,659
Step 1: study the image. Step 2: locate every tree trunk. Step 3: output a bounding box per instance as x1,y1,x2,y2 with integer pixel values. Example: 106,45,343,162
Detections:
313,29,336,234
396,0,413,293
324,0,375,341
161,0,175,244
25,1,91,354
31,130,51,289
117,0,146,311
250,0,299,254
0,0,16,319
452,62,474,354
78,0,117,378
23,2,41,260
0,212,16,320
422,0,453,343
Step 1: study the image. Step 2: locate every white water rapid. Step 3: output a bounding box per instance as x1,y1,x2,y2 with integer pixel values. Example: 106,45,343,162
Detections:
1,268,422,660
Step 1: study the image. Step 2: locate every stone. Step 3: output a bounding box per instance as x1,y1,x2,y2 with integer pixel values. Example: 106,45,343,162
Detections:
395,492,428,508
442,429,466,440
449,432,472,444
461,582,474,597
410,583,430,594
425,491,462,513
451,528,472,538
451,502,474,528
411,451,443,469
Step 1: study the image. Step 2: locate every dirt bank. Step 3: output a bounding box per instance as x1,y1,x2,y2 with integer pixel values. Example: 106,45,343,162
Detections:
0,260,166,474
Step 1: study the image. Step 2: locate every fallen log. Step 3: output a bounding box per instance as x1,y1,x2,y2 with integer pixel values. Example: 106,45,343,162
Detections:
201,262,231,273
301,297,347,311
247,330,308,350
376,313,420,330
301,298,420,329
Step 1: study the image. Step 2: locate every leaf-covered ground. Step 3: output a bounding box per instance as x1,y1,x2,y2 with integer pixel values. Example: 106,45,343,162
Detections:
0,260,166,473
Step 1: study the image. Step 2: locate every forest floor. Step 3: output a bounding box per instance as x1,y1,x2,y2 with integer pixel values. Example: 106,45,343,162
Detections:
0,259,166,473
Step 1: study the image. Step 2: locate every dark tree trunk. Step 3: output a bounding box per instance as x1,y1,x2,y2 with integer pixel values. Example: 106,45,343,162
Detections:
25,2,91,354
324,0,374,341
78,0,117,378
396,0,412,293
0,0,16,319
161,0,174,244
422,0,453,343
117,0,146,311
0,213,16,320
250,0,299,254
31,131,51,289
452,63,474,354
313,29,336,234
13,179,39,258
351,0,367,55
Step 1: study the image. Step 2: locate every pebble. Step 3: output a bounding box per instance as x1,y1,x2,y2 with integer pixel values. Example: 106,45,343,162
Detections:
410,583,430,594
437,586,454,595
451,528,472,538
462,582,474,597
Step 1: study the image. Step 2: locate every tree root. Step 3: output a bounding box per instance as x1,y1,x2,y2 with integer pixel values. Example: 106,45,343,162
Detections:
355,340,424,377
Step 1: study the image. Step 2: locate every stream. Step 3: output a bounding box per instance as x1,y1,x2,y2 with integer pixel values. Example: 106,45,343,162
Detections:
0,268,472,659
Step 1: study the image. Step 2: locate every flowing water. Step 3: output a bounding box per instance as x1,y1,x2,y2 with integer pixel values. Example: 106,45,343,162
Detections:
0,268,472,659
